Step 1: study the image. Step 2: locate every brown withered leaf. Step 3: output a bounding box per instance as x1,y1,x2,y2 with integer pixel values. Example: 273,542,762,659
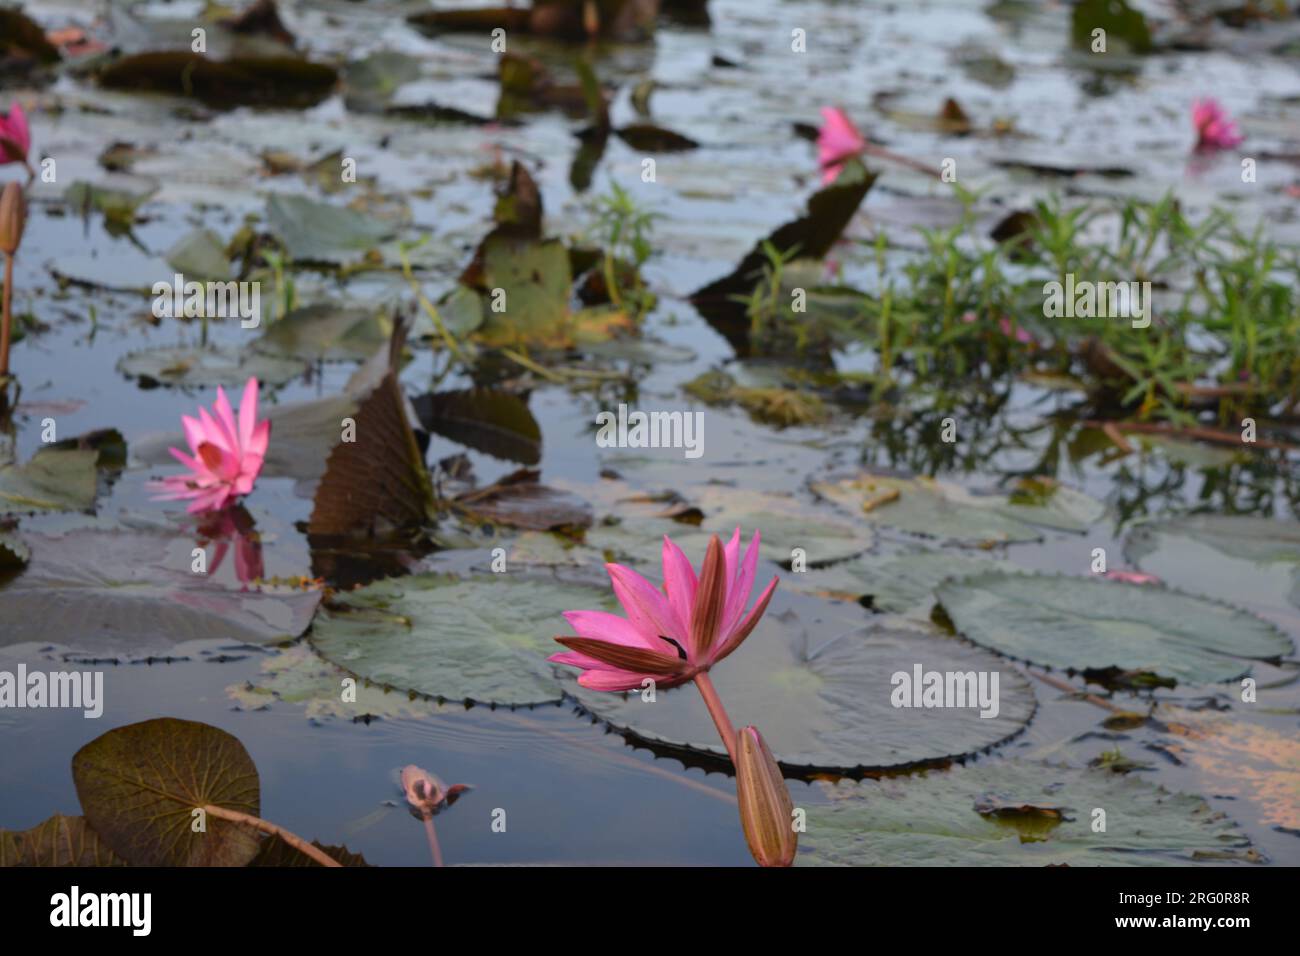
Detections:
247,834,371,867
413,388,541,465
0,815,127,867
308,371,438,537
455,468,592,532
616,123,699,152
99,52,338,109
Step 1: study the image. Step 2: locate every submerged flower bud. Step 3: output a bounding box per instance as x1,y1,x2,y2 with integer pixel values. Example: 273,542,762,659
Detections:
400,764,470,820
735,725,797,867
0,182,25,256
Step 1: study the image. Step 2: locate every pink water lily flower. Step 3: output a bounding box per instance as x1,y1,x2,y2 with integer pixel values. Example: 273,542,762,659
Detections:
1192,98,1243,151
817,106,867,185
551,529,778,692
0,103,31,168
151,377,270,514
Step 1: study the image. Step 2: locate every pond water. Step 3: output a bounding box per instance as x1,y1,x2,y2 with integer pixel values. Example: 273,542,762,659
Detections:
1,0,1298,866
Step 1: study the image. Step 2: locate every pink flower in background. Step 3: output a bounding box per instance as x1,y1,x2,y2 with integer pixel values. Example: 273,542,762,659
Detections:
998,316,1034,345
1192,98,1243,151
152,377,270,514
1104,570,1162,586
817,107,867,184
550,529,778,691
0,103,31,167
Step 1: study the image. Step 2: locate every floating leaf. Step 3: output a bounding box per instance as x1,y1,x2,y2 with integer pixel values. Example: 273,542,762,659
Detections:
0,449,98,515
800,761,1256,866
0,815,127,867
811,473,1040,546
1071,0,1153,54
935,571,1293,685
308,371,438,536
117,345,307,389
568,604,1036,772
0,9,60,63
616,123,699,152
248,835,370,867
456,469,592,531
1125,515,1300,614
310,575,614,706
227,645,437,722
166,229,232,280
473,237,573,347
99,52,339,109
72,718,262,867
255,304,391,362
265,193,395,264
797,550,1014,614
413,388,541,464
0,529,321,653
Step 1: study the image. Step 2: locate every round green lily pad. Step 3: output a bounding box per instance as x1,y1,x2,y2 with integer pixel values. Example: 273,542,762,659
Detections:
566,598,1036,772
310,574,615,706
799,760,1257,866
935,570,1293,685
117,345,307,388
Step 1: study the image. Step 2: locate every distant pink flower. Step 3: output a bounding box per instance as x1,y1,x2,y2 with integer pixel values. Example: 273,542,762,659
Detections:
1191,98,1243,151
1104,570,1162,586
817,107,867,185
550,529,778,692
998,316,1033,345
0,103,30,167
151,377,270,515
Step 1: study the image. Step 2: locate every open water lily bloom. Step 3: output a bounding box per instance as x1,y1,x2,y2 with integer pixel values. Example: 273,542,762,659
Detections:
151,377,270,515
550,529,778,692
817,106,867,184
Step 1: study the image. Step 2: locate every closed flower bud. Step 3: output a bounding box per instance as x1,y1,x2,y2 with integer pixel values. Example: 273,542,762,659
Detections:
735,725,797,867
0,182,25,256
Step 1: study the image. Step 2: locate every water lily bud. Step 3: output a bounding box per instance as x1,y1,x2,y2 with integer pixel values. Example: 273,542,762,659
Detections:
0,182,24,256
735,725,796,867
400,764,471,819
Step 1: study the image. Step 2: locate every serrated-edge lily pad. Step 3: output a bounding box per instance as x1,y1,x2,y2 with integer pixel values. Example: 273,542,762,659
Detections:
1125,514,1300,613
266,193,395,264
310,574,615,706
799,760,1256,866
72,718,262,867
118,345,307,389
0,529,322,653
0,814,128,867
567,604,1036,772
935,571,1293,685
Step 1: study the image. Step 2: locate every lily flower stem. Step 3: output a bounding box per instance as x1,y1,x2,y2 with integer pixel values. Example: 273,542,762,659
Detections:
693,671,738,765
201,804,342,868
422,812,444,868
1,252,13,378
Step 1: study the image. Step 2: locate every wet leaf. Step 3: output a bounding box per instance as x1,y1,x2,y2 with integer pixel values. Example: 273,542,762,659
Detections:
310,574,615,706
248,835,370,867
308,371,438,537
935,571,1293,685
455,468,592,531
0,448,98,515
0,529,321,653
795,550,1015,615
413,388,541,465
98,52,339,109
72,718,262,867
473,237,573,348
266,193,395,264
0,532,29,570
227,644,438,722
800,761,1256,866
166,228,232,280
570,605,1035,771
118,345,306,389
1125,514,1300,614
616,123,699,152
0,815,127,867
1072,0,1153,54
255,304,392,362
0,9,60,64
